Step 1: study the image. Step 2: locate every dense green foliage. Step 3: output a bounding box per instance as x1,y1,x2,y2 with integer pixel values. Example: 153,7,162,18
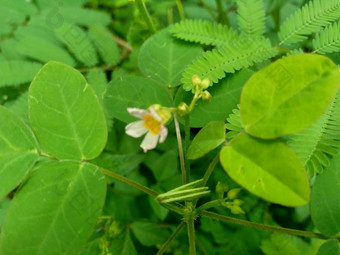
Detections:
1,0,340,254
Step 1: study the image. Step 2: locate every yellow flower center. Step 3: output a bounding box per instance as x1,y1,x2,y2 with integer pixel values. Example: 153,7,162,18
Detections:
144,114,162,134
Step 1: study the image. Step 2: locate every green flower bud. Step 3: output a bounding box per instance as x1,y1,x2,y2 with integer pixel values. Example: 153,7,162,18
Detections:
201,90,212,103
227,188,242,200
177,102,190,116
230,205,245,215
150,104,172,124
200,78,210,89
191,74,202,88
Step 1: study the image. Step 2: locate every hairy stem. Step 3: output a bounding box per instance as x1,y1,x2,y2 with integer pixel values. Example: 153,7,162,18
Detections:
187,219,197,255
201,211,331,240
157,222,186,255
134,0,157,34
100,168,158,197
176,0,186,20
174,113,187,184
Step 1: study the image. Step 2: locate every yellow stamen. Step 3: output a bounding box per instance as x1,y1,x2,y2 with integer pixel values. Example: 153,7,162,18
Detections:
144,114,161,134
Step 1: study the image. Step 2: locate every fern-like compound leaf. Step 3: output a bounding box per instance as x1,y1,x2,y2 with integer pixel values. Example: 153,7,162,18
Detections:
16,36,76,67
237,0,265,37
171,19,238,47
55,23,98,67
0,60,42,87
88,26,120,66
288,90,340,177
278,0,340,46
226,105,243,139
313,20,340,54
181,37,277,91
4,91,29,124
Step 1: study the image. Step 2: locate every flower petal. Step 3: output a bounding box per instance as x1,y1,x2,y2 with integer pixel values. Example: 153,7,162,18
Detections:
141,132,159,152
159,126,168,143
125,120,148,138
127,108,148,119
148,107,163,122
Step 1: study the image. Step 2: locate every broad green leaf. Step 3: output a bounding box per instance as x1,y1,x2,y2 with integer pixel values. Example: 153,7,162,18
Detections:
220,133,310,206
29,61,107,160
0,198,10,229
187,121,225,159
261,233,323,255
0,161,106,255
131,222,169,246
0,106,39,199
138,27,203,87
241,54,340,139
110,230,137,255
104,75,173,123
317,240,340,255
175,70,253,127
311,154,340,236
148,186,169,220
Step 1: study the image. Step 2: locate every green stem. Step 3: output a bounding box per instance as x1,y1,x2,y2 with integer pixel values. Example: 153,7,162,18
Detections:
176,0,186,20
100,168,158,197
199,0,218,21
215,0,229,25
157,222,186,255
184,115,191,179
174,113,187,184
134,0,157,34
275,45,291,53
201,211,331,240
196,200,221,214
187,219,196,255
201,154,220,187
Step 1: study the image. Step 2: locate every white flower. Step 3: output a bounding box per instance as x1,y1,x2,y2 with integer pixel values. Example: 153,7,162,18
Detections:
125,107,168,152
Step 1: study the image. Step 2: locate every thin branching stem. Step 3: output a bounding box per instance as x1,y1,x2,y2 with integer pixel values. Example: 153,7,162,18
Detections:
216,0,229,25
174,113,187,184
100,168,158,197
176,0,186,20
134,0,157,34
201,211,331,240
157,222,186,255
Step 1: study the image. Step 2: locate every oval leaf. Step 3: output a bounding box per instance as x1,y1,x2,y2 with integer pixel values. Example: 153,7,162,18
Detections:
0,106,39,198
187,121,225,159
317,240,340,255
104,75,173,123
29,61,107,160
241,54,340,139
220,133,310,206
311,154,340,236
138,27,203,87
0,161,106,255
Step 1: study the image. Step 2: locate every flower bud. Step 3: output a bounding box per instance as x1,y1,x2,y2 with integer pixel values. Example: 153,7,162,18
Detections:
191,74,202,88
200,78,210,89
227,188,242,200
201,91,212,103
230,205,245,215
177,102,190,116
